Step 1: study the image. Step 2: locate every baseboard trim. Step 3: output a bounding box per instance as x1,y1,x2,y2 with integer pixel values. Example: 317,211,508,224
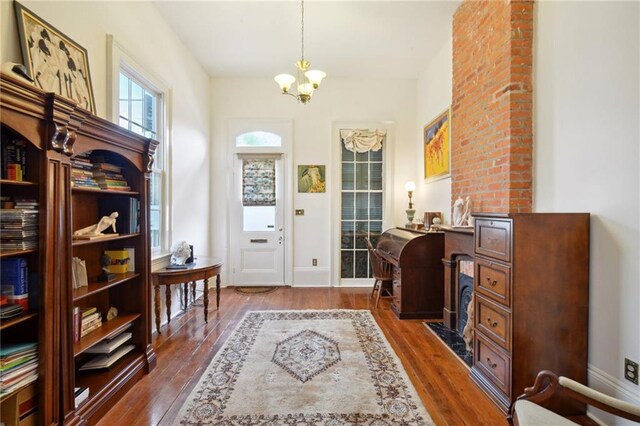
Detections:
293,267,331,287
586,364,640,424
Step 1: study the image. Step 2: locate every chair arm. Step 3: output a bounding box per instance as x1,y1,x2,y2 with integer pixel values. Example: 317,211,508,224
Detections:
559,376,640,422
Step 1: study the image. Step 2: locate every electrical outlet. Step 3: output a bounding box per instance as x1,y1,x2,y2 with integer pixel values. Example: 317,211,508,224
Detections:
295,209,305,216
312,258,318,266
625,358,639,385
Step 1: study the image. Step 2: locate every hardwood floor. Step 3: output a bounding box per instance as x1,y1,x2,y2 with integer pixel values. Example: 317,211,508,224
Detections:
97,287,507,425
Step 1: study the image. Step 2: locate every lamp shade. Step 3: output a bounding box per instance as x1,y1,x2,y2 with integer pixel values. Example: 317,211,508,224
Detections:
305,69,326,88
405,181,416,192
298,82,314,96
274,74,296,92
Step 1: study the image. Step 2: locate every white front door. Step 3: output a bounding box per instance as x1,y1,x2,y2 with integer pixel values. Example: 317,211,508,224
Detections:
231,154,285,285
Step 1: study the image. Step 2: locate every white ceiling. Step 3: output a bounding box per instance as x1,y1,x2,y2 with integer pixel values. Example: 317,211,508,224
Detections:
152,1,461,80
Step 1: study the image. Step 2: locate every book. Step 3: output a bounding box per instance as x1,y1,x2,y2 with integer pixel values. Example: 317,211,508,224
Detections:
73,307,81,342
80,307,97,318
123,247,135,272
85,331,132,354
74,386,89,408
0,258,28,295
78,344,134,371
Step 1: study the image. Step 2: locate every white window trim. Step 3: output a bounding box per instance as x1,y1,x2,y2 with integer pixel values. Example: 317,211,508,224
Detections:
331,121,396,287
106,34,172,260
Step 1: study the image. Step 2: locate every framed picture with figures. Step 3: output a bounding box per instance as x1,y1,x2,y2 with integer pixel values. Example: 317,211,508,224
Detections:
15,2,96,113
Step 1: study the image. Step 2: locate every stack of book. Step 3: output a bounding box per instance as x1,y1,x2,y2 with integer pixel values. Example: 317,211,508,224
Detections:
0,209,38,251
73,307,102,342
0,343,38,396
13,197,38,210
71,153,100,189
79,329,134,371
92,162,130,191
74,386,89,408
1,257,29,311
1,138,27,181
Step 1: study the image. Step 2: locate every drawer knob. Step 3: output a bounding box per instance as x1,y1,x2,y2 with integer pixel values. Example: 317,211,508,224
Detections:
486,317,498,328
486,277,498,287
486,357,497,369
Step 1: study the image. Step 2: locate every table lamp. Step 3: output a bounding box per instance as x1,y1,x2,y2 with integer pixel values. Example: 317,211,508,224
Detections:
405,181,416,227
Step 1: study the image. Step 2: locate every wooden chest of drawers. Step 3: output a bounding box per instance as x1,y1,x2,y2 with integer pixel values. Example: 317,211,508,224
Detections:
470,213,590,416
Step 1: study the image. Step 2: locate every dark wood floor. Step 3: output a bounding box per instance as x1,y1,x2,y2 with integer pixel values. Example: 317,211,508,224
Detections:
97,287,507,425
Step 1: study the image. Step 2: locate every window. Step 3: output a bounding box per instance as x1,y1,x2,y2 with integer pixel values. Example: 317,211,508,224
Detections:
118,70,165,254
340,140,384,279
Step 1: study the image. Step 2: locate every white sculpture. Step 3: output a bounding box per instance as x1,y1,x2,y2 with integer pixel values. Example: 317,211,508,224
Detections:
73,212,118,236
170,241,192,265
453,196,473,227
452,196,465,226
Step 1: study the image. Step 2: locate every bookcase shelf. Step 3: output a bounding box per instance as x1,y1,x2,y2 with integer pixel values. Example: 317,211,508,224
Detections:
73,313,141,357
0,381,34,404
72,273,140,302
72,233,141,247
0,248,37,258
0,311,38,331
0,179,38,187
72,187,139,196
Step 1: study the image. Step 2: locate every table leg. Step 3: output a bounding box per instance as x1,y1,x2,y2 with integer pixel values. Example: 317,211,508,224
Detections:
191,281,196,304
154,283,161,334
203,278,209,323
166,285,172,324
216,274,221,309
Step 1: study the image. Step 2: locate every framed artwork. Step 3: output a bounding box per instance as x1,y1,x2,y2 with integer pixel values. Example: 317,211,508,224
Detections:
298,165,326,193
423,108,451,180
15,2,96,113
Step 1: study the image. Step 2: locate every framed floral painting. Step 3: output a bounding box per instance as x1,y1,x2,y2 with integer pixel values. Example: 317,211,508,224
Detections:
15,2,96,113
423,108,451,181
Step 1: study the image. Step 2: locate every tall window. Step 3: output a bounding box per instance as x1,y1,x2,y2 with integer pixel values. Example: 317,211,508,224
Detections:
118,71,164,253
340,136,384,279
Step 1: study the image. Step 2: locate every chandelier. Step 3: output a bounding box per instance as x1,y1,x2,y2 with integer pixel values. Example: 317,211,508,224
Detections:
274,0,326,104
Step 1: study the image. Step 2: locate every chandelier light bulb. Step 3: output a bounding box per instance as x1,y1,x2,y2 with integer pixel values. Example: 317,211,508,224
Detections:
305,69,326,88
274,74,296,93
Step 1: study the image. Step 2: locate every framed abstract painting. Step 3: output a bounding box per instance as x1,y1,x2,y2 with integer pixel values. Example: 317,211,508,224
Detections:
423,108,451,181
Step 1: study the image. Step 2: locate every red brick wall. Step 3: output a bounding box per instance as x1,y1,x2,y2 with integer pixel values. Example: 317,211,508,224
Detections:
451,0,534,213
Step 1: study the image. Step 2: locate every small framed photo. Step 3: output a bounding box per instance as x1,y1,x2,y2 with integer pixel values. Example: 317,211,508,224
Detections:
423,108,451,181
298,165,326,193
15,2,96,113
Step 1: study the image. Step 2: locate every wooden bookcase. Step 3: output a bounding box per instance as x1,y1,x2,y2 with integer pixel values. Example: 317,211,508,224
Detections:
0,74,157,425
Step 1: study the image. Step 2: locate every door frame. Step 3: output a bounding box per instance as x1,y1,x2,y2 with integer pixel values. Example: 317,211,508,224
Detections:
330,121,396,287
227,119,293,286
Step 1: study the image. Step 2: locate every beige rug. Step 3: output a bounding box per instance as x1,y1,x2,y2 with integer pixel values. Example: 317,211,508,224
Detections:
174,310,434,425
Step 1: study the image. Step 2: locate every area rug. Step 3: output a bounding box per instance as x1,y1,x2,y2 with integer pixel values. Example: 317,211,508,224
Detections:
234,286,278,295
174,310,434,425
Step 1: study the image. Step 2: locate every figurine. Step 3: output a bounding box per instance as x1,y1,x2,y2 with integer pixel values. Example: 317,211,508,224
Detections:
97,252,115,282
452,196,465,226
170,241,192,266
73,212,119,237
460,196,472,226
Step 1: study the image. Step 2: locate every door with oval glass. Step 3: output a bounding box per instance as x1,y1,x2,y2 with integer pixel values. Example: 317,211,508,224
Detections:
231,152,285,285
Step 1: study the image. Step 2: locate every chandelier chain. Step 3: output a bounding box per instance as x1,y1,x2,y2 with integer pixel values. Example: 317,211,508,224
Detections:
300,0,305,61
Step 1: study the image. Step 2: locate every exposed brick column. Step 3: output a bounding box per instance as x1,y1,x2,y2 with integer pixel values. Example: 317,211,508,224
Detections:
451,0,534,213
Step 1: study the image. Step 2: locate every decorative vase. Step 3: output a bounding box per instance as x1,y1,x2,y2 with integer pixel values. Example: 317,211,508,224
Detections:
405,208,416,228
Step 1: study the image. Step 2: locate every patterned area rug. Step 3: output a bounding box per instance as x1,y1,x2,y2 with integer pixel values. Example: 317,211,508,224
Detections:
174,310,434,425
234,286,278,295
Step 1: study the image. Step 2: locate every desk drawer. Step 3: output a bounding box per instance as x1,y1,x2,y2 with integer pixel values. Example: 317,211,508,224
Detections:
475,219,512,262
475,258,511,306
475,295,511,351
474,333,511,398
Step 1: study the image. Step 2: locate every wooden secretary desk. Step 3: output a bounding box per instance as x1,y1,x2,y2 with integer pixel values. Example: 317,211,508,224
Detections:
376,228,444,319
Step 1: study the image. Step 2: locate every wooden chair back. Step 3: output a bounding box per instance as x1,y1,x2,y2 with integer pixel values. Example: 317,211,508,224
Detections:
365,238,393,281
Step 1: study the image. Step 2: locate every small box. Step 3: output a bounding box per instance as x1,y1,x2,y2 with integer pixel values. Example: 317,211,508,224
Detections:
104,250,130,274
9,293,29,311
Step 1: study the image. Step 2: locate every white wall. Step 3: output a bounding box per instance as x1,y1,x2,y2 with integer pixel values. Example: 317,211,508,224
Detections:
415,37,453,225
210,77,416,286
535,1,640,423
0,1,211,328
